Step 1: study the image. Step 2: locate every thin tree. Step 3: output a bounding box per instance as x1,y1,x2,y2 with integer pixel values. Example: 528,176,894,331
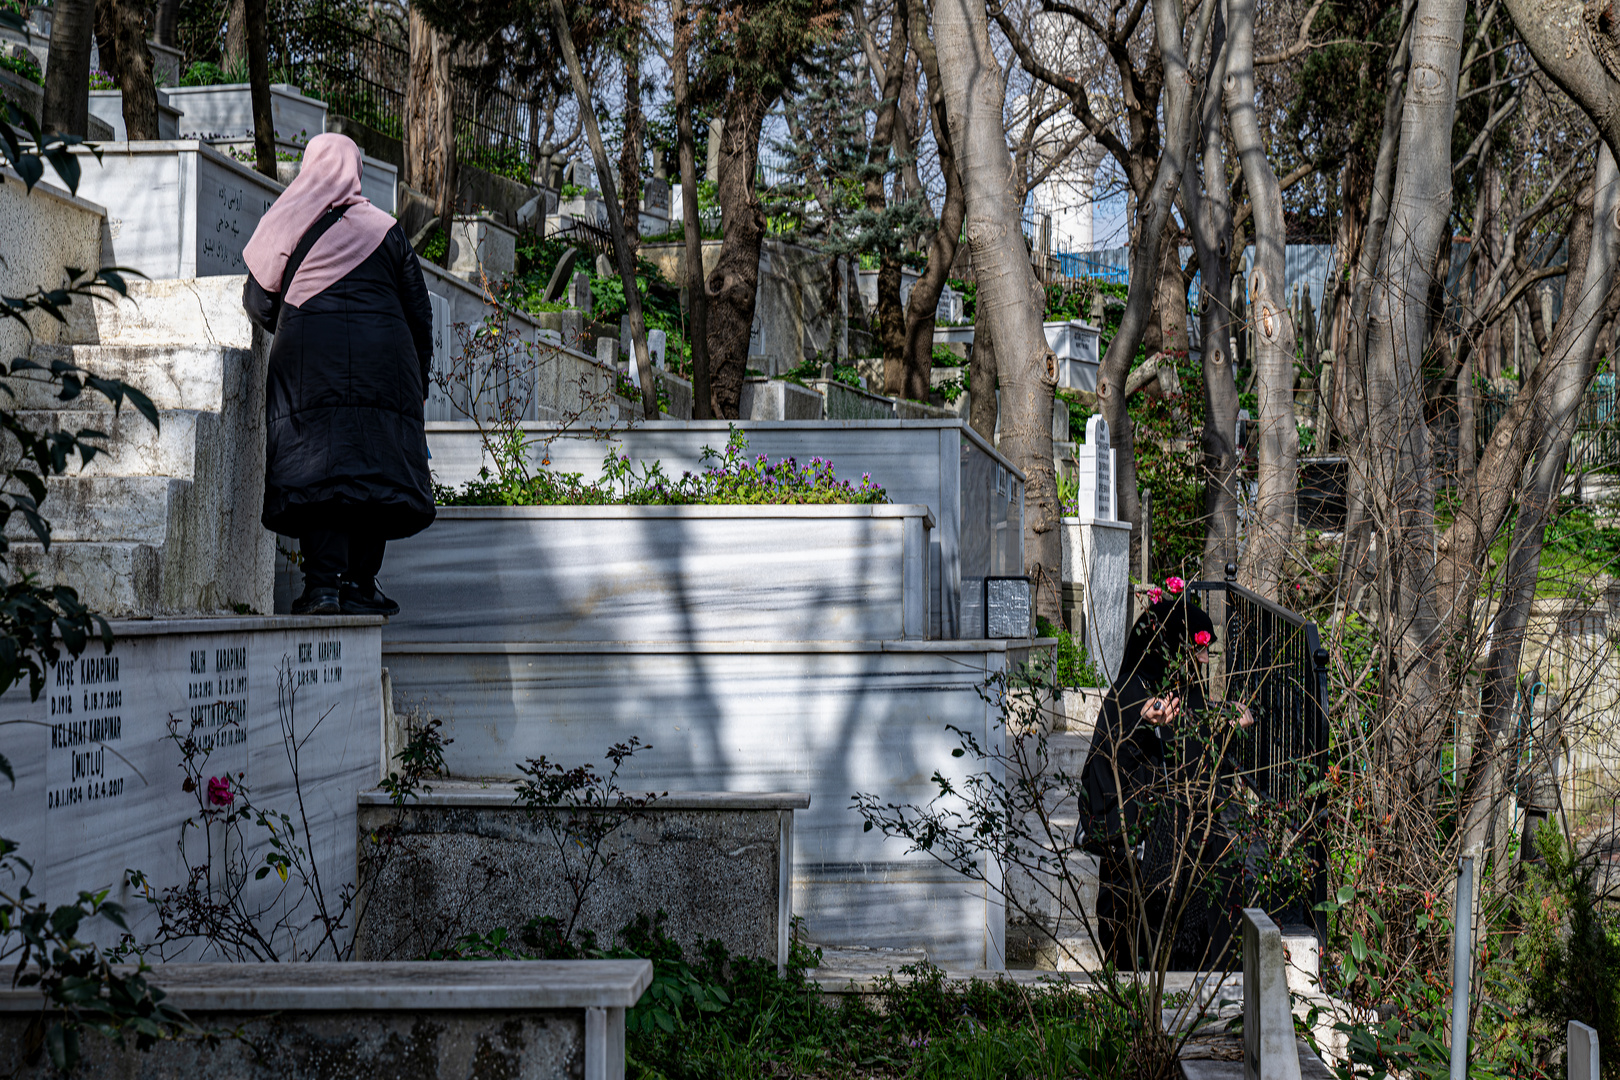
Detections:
93,0,161,140
671,0,713,418
42,0,94,136
899,0,964,406
932,0,1061,617
405,9,457,262
549,0,660,419
1225,0,1295,599
245,0,276,179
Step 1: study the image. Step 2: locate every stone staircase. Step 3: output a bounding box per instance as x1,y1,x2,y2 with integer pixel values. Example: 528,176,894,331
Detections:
7,277,275,616
1005,699,1104,971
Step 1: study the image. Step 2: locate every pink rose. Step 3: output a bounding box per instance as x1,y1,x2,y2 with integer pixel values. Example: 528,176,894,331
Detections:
1165,576,1185,595
1146,586,1163,604
1194,630,1212,647
207,776,234,807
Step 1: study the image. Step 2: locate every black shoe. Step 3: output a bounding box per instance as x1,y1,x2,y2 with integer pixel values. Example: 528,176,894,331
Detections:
341,581,401,617
291,586,342,615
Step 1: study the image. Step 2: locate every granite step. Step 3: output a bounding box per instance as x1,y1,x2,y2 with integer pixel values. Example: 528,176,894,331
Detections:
27,343,237,412
2,475,185,544
67,276,254,350
8,540,165,613
12,408,202,478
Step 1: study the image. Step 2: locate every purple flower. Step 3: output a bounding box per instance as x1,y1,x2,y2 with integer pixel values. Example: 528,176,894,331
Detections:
207,776,234,807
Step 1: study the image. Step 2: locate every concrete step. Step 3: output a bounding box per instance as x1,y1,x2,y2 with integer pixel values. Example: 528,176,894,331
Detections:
4,476,185,544
67,277,254,350
14,409,201,478
1044,731,1092,778
9,540,164,613
28,343,235,412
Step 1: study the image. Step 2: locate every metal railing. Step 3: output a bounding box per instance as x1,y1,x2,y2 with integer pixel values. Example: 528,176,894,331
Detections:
267,16,531,177
271,16,408,139
1189,565,1331,936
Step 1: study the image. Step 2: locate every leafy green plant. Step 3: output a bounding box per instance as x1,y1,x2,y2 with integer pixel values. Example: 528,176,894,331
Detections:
418,226,448,265
559,182,589,199
1514,824,1620,1073
1,51,42,85
179,60,248,86
1035,617,1104,688
86,68,116,91
437,426,889,507
513,739,664,942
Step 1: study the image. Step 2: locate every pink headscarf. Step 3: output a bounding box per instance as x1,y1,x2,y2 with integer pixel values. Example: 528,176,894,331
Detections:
243,133,397,306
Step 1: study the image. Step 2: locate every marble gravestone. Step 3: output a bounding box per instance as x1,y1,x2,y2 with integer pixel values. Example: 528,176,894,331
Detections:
64,142,283,281
0,617,382,958
619,323,668,388
1569,1021,1600,1080
1242,909,1303,1080
1062,415,1132,683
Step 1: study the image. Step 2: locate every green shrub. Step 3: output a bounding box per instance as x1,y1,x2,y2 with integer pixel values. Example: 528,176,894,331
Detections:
434,911,1131,1079
1515,823,1620,1072
1,51,41,86
437,427,888,507
1036,617,1104,688
180,60,246,86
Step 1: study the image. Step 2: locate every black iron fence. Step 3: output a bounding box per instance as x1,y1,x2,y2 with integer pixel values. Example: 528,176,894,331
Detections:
260,16,532,178
271,16,407,139
1189,567,1331,934
1572,373,1618,473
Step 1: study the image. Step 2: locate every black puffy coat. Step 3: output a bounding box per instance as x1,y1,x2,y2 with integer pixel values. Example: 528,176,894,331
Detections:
244,223,436,540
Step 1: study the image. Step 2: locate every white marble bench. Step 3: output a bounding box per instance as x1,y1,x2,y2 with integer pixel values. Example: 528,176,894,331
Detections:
0,959,651,1080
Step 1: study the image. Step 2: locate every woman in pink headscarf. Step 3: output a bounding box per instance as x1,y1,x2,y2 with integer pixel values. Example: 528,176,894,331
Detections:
242,133,435,616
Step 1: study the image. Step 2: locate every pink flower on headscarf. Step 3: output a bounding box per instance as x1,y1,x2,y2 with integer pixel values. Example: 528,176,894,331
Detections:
1194,630,1212,647
207,776,234,807
1165,576,1186,595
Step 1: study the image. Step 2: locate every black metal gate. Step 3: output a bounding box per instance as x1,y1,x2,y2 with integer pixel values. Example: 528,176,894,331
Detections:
1190,565,1331,937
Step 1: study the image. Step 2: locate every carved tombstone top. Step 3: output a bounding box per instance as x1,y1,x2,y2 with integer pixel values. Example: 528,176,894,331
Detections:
1083,415,1112,521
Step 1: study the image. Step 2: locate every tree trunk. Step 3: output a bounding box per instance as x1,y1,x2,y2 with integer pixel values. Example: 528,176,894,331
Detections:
108,0,161,140
1334,0,1415,613
1094,0,1211,571
1183,5,1237,581
153,0,180,49
877,255,907,395
224,0,247,70
934,0,1060,618
245,0,275,179
1147,220,1190,356
43,0,95,137
867,9,909,393
548,0,659,420
404,10,457,260
901,9,965,408
1358,0,1467,807
704,87,770,419
672,0,712,418
969,302,998,443
1226,0,1295,599
1459,143,1620,857
618,37,643,254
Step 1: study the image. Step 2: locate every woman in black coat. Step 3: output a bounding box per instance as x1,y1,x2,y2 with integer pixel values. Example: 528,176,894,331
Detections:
1078,590,1255,969
241,133,435,616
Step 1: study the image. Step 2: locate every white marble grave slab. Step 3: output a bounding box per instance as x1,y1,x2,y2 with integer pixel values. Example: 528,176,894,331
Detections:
0,616,381,958
164,83,327,145
383,638,1035,969
62,142,281,281
381,504,931,644
424,420,1025,640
